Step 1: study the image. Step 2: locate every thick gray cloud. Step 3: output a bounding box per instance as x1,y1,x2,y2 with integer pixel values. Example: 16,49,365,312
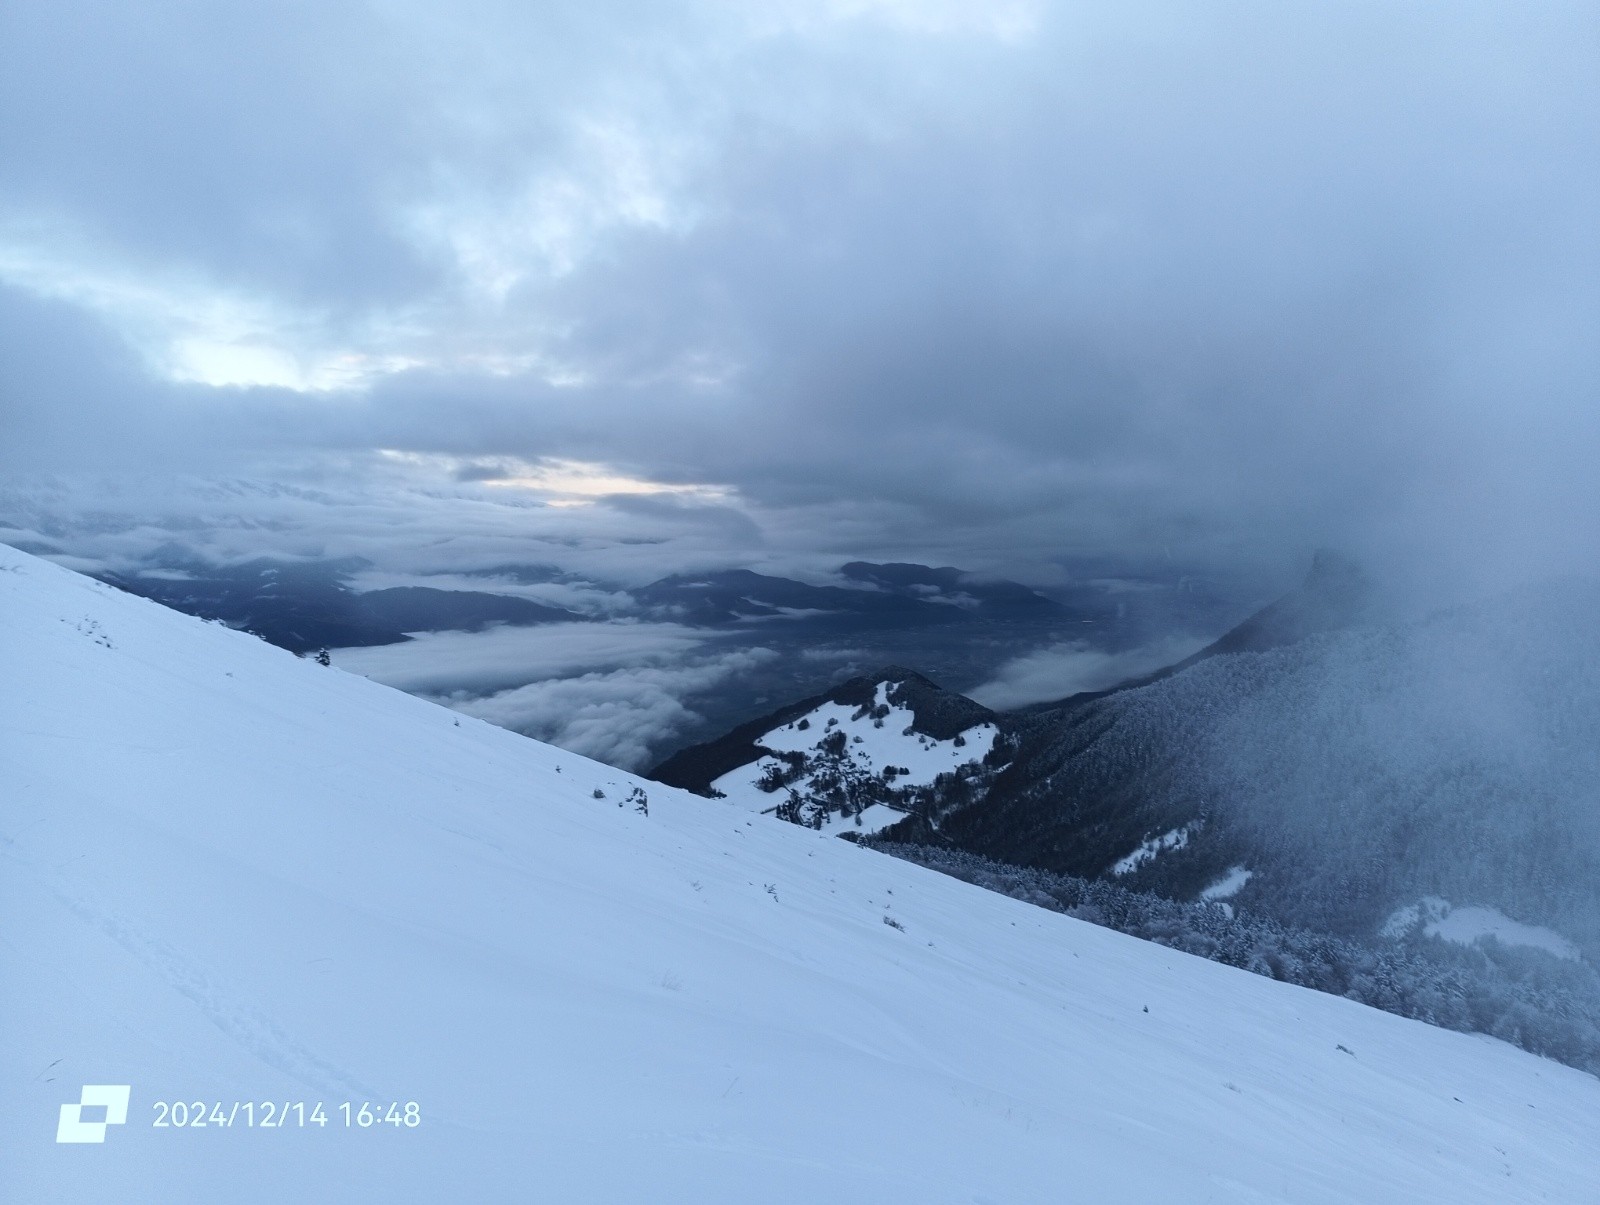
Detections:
4,1,1597,600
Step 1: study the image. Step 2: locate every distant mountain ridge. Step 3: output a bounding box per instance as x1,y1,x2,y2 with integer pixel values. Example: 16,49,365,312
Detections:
631,564,1071,627
28,543,1187,768
838,561,1063,612
60,545,1097,649
97,554,579,654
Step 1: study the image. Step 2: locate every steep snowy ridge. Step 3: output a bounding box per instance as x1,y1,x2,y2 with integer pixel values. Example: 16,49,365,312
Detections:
4,545,1599,1203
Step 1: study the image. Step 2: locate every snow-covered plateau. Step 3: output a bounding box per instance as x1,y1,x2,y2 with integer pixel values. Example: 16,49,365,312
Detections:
4,544,1598,1203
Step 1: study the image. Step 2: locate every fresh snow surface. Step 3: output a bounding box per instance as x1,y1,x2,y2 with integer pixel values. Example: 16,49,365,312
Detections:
5,545,1600,1204
710,681,998,832
1110,825,1191,875
1383,897,1579,961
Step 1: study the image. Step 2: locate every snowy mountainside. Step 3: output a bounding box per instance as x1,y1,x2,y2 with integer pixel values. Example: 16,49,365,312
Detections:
4,545,1600,1204
884,577,1600,959
653,667,1009,834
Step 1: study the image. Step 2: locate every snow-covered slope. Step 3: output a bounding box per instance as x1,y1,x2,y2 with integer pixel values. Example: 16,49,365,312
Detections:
4,545,1598,1204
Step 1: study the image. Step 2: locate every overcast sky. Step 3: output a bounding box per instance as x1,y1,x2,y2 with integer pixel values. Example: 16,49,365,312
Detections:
3,1,1597,597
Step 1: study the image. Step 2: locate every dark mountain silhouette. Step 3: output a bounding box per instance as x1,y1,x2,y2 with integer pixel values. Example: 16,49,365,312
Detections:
838,562,1062,613
634,568,1026,626
352,586,576,633
98,556,577,654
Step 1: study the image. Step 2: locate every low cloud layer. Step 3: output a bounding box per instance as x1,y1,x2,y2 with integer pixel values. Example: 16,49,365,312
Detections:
970,635,1208,711
330,619,779,766
330,621,715,695
452,649,779,770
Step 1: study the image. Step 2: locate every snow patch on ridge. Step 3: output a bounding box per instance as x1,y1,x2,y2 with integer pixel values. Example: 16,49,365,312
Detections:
711,681,998,833
1111,826,1192,875
754,681,999,786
